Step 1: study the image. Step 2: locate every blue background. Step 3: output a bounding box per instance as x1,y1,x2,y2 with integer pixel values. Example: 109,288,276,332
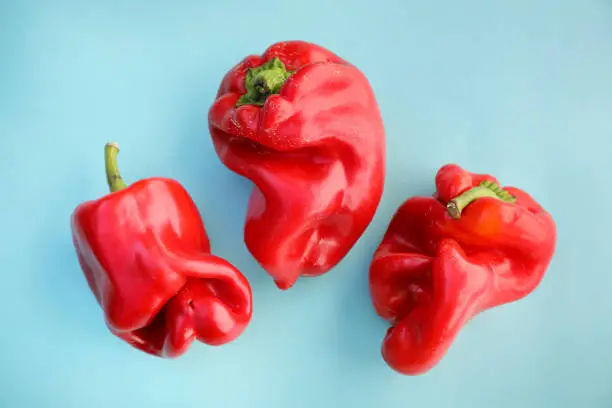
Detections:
1,1,611,407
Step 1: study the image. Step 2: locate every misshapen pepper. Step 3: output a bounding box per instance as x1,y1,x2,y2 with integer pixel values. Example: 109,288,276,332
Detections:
369,164,556,375
71,143,252,357
208,40,385,290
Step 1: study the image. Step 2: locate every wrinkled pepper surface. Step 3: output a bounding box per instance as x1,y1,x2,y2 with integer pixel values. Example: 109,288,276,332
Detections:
71,143,252,357
208,40,385,290
369,164,556,375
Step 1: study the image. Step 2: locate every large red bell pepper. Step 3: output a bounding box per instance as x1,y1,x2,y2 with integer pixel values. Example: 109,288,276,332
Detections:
71,143,252,357
208,40,385,290
369,164,556,375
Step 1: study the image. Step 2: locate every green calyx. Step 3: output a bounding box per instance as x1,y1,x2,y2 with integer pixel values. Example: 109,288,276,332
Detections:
104,142,128,193
446,179,516,220
236,57,293,107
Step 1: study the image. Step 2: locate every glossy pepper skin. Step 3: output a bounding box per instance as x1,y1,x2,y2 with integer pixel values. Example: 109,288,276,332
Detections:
208,40,385,290
369,164,556,375
71,143,252,357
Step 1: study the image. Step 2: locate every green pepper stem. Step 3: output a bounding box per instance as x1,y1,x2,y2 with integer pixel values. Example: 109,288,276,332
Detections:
236,57,293,107
105,142,127,193
446,180,516,220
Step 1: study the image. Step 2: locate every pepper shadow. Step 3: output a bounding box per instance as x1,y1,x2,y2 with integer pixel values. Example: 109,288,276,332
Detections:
163,76,284,311
31,170,114,345
329,224,390,371
329,165,437,374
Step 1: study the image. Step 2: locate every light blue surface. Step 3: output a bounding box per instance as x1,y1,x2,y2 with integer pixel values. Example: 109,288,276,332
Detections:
1,1,611,407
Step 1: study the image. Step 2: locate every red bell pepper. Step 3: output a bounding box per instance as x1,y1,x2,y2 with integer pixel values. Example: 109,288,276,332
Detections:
369,164,556,375
208,40,385,290
71,143,252,357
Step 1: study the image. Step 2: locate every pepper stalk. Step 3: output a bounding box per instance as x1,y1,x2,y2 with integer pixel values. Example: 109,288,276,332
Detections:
236,57,293,107
105,142,127,193
446,180,516,220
